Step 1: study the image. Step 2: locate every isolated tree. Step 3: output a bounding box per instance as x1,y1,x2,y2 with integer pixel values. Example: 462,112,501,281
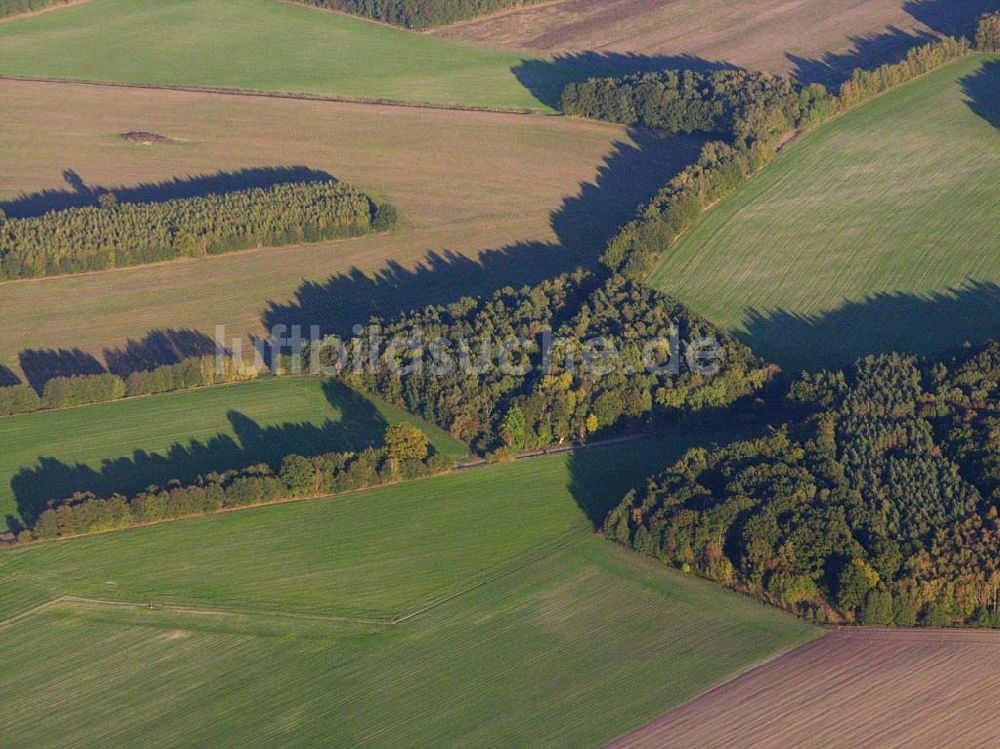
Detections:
384,423,429,472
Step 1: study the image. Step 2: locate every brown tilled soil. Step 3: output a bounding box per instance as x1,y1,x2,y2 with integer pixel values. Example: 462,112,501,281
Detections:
434,0,954,76
607,627,1000,749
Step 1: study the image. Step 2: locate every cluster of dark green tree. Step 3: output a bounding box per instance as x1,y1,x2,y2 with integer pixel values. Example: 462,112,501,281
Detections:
0,0,68,19
320,270,772,454
295,0,543,29
0,356,257,417
605,340,1000,628
561,69,831,141
27,423,448,540
563,38,972,280
0,180,391,280
978,11,1000,52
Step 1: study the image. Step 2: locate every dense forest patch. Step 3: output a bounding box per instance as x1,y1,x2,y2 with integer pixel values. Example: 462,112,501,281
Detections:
607,339,1000,627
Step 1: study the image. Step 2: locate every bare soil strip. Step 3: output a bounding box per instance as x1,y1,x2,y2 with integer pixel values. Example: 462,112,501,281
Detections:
607,627,1000,749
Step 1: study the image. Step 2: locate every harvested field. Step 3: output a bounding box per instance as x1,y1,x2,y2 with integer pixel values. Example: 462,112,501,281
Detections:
0,79,703,378
437,0,994,83
608,627,1000,749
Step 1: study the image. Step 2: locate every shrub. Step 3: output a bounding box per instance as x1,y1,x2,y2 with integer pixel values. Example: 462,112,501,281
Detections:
0,383,42,416
41,373,125,409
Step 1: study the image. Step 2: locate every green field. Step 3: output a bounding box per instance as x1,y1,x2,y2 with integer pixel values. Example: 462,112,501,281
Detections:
0,0,551,109
650,56,1000,372
0,441,818,747
0,376,465,532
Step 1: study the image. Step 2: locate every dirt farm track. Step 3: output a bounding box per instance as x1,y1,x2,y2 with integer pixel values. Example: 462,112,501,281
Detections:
608,628,1000,749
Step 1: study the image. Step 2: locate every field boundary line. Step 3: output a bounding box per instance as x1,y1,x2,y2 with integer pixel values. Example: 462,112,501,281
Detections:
604,626,830,747
0,75,548,115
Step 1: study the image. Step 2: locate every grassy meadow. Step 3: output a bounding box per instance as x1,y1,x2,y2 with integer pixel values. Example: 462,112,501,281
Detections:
650,55,1000,372
0,0,552,109
0,441,818,747
0,376,465,531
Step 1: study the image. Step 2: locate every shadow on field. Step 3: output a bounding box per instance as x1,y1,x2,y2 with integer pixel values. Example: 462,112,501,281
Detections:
786,27,939,88
18,348,105,393
786,0,1000,88
962,60,1000,131
0,166,334,219
14,329,224,392
103,329,221,377
263,128,705,339
10,380,387,529
740,280,1000,375
512,52,732,109
905,0,1000,38
0,365,20,388
566,416,768,528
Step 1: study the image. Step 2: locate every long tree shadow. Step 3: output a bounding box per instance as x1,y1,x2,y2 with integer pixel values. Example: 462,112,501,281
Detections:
740,281,1000,375
962,59,1000,131
10,380,388,528
904,0,1000,38
263,128,706,338
15,329,225,391
786,26,939,88
103,329,223,377
787,0,1000,88
512,52,733,109
0,365,20,388
0,166,334,219
18,348,105,393
567,415,770,528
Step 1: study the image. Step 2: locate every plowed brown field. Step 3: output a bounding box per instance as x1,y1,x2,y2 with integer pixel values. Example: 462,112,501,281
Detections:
608,627,1000,749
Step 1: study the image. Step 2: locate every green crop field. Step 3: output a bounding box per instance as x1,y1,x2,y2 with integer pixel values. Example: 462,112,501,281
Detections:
0,376,465,532
649,55,1000,373
0,0,553,110
0,440,818,747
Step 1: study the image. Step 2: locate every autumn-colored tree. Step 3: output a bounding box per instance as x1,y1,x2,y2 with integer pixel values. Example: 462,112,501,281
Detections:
384,423,429,472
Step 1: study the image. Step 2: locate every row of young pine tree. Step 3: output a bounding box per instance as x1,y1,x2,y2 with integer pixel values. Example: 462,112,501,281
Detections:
296,0,543,29
25,423,448,541
563,36,975,281
0,180,392,281
605,340,1000,628
0,0,69,18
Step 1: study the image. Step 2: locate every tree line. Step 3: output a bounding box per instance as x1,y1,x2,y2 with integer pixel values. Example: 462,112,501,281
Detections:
0,179,393,281
605,340,1000,628
0,356,257,417
295,0,543,29
563,37,973,281
25,423,448,541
